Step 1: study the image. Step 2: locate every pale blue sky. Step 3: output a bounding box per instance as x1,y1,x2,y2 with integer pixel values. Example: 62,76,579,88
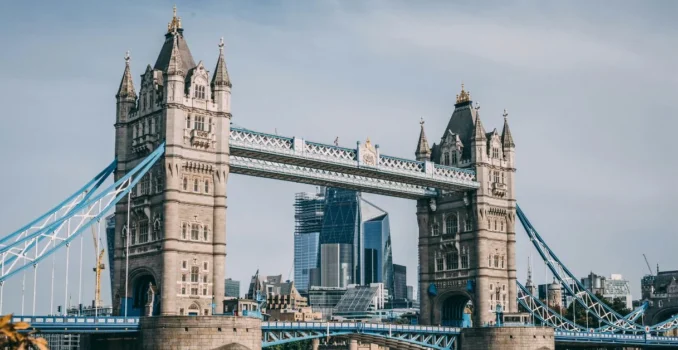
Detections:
0,0,676,314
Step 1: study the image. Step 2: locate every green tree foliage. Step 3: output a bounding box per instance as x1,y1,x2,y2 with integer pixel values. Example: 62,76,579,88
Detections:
268,339,311,350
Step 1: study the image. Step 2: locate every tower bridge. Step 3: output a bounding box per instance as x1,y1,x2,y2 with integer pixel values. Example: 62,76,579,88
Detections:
1,7,676,350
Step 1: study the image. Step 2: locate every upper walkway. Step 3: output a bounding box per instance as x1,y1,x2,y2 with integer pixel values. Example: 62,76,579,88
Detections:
229,126,479,199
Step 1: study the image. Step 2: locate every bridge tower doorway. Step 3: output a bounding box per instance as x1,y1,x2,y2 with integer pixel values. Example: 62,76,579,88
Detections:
441,294,473,327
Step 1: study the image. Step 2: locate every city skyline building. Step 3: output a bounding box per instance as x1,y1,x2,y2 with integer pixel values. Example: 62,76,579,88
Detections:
294,187,395,294
393,264,407,301
582,272,632,310
225,278,240,298
293,189,326,293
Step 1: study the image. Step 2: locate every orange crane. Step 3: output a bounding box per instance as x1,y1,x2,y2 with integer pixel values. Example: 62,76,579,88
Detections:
91,222,105,308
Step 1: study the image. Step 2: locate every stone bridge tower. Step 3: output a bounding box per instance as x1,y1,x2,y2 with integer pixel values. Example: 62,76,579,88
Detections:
416,85,517,327
113,7,232,316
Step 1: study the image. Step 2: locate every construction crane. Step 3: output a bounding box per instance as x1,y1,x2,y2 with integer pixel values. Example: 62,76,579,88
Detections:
643,254,654,275
91,221,105,308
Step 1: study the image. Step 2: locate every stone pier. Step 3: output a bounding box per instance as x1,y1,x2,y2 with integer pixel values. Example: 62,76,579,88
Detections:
460,327,554,350
140,316,261,350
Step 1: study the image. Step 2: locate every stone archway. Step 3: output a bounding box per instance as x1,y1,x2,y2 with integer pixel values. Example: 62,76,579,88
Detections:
652,306,678,326
188,302,201,316
129,272,158,317
439,292,473,327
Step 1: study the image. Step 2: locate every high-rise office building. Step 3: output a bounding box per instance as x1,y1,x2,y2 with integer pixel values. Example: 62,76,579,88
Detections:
294,187,395,293
293,189,325,293
407,286,414,301
393,264,407,301
225,278,240,298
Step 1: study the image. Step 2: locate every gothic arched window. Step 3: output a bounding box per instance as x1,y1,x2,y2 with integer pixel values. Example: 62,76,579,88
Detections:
446,214,458,235
204,180,209,194
183,177,188,191
451,152,457,165
431,222,440,236
186,116,191,129
181,223,187,240
193,179,199,192
494,255,499,268
203,226,208,241
443,152,449,165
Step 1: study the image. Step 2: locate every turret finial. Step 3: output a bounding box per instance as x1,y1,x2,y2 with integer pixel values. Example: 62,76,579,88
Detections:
167,5,182,33
456,82,471,104
219,37,225,50
419,117,425,126
503,109,508,120
124,50,131,64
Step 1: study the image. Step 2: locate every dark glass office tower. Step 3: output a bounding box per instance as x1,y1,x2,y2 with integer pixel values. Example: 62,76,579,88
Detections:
319,188,360,287
363,204,394,296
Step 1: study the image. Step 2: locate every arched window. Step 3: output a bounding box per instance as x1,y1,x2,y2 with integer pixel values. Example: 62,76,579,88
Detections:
431,222,440,236
202,275,208,283
182,177,188,191
181,223,187,240
443,152,449,165
501,172,505,184
446,214,458,235
186,116,191,129
487,219,491,230
203,226,208,241
461,247,469,269
435,252,444,272
494,255,499,268
193,179,199,192
493,221,497,230
501,256,505,268
464,216,472,231
451,152,457,164
204,180,209,193
488,254,492,267
500,221,504,231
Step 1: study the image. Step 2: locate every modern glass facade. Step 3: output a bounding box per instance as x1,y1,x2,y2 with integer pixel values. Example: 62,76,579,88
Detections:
295,232,320,292
294,187,395,295
363,212,394,295
225,278,240,298
393,264,407,300
293,190,325,293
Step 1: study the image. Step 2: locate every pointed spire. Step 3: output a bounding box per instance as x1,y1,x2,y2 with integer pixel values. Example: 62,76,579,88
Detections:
166,35,185,77
211,37,232,88
472,110,487,142
415,117,431,160
501,109,515,148
116,51,136,100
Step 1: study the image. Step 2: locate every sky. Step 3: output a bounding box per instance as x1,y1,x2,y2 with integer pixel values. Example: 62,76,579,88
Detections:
0,0,676,314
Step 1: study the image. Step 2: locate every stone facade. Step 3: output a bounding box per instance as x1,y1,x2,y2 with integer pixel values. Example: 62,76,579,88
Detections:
459,327,554,350
416,88,517,327
113,8,231,316
139,316,261,350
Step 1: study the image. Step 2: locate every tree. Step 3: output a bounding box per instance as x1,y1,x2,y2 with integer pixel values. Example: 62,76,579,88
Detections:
0,314,49,350
268,340,311,350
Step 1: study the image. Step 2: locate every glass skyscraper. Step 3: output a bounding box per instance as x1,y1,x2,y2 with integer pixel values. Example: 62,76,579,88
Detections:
293,189,326,293
294,187,395,294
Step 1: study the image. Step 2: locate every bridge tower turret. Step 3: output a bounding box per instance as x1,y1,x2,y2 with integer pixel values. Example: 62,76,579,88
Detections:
417,84,517,327
112,7,231,317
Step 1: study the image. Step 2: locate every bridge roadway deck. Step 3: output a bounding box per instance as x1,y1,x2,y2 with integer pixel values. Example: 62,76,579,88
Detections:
13,316,678,347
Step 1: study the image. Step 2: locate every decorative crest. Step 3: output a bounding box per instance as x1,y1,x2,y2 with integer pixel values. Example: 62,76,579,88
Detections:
420,117,425,126
503,109,508,120
124,50,131,64
167,5,182,33
219,37,225,51
456,83,471,104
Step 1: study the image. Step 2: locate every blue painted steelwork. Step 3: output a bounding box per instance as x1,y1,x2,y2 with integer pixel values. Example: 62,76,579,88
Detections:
261,322,458,349
517,205,678,334
0,144,165,282
0,160,116,246
15,316,678,347
13,316,139,333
